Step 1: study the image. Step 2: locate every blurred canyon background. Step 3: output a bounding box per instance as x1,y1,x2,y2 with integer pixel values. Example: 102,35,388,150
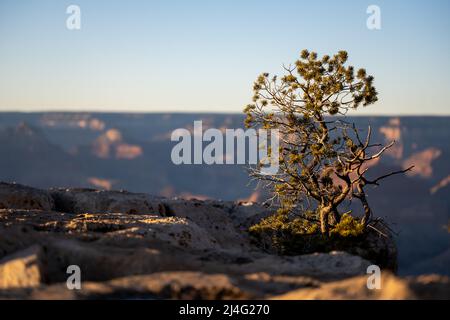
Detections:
0,112,448,276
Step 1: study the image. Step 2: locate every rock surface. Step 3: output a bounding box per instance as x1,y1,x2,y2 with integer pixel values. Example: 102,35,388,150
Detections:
49,188,160,215
0,182,54,211
271,272,450,300
0,246,44,289
0,182,448,299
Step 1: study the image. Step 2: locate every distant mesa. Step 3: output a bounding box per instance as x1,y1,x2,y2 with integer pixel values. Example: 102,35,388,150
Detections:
379,117,403,159
403,147,442,178
40,113,105,131
92,129,143,160
238,191,261,203
178,192,211,201
87,177,115,191
430,174,450,194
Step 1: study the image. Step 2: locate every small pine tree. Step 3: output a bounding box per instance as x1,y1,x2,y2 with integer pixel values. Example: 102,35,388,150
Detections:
244,49,412,235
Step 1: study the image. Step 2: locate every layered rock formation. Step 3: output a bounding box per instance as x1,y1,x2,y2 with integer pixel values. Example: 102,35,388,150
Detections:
0,182,448,299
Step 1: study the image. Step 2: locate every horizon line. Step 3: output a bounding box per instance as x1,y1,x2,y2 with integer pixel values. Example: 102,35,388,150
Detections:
0,110,450,117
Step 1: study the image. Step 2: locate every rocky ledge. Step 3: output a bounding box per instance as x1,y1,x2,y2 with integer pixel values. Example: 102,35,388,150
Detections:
0,182,448,299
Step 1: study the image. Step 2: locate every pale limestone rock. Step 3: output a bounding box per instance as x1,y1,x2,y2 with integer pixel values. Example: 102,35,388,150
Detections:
271,272,416,300
0,245,44,289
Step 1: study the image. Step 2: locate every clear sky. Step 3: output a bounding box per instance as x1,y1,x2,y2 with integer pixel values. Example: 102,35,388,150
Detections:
0,0,449,114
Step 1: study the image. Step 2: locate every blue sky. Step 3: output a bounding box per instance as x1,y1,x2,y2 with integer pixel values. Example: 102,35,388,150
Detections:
0,0,449,114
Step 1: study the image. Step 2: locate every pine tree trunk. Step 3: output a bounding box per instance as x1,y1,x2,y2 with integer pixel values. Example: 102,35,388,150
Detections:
329,207,341,226
357,183,372,227
319,206,332,234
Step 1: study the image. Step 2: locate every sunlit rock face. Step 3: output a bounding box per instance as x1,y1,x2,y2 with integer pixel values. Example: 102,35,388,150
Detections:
92,128,143,160
87,177,115,190
403,147,442,178
430,174,450,194
379,117,403,159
